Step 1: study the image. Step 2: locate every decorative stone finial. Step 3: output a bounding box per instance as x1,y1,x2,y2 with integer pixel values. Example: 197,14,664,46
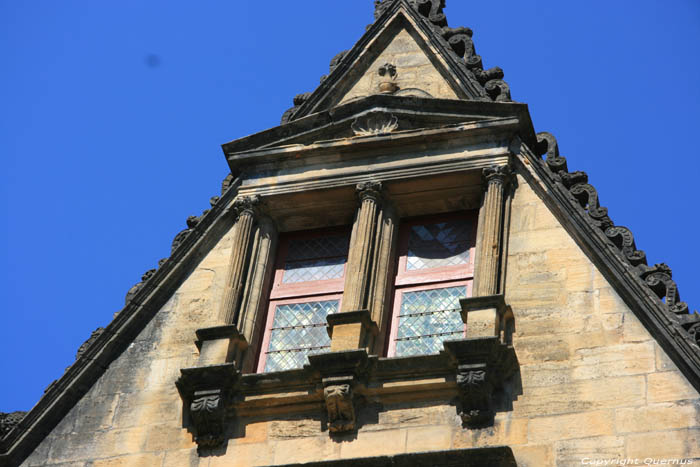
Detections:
378,63,398,94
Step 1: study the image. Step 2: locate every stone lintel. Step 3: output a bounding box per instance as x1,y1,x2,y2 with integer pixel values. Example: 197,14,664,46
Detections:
195,325,249,367
327,310,379,352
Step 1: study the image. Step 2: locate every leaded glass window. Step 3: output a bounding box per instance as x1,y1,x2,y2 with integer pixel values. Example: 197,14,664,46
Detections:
389,212,476,357
259,228,350,373
395,286,466,357
406,220,470,271
264,299,338,372
282,235,349,283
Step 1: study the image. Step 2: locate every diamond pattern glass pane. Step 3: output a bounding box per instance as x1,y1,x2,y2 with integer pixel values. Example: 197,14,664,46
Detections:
395,286,467,357
406,220,471,271
283,235,350,283
264,299,338,372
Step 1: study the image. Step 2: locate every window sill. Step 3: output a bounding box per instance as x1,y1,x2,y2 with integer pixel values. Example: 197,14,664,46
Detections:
176,337,519,449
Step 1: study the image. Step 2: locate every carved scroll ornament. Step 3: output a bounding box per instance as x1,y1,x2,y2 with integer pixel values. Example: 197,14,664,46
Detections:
536,132,699,346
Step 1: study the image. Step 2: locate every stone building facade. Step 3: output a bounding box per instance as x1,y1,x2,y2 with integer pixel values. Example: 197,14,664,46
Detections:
2,1,699,466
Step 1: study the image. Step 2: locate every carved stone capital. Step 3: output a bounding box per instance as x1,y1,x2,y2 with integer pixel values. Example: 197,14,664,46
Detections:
482,165,512,188
323,380,356,433
233,195,261,219
356,181,383,204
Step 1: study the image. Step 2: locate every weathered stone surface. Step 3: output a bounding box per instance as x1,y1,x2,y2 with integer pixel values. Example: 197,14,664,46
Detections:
555,436,625,465
338,28,459,105
647,370,700,403
528,410,615,443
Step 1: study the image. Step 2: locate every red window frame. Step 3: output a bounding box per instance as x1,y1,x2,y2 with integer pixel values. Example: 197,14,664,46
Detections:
257,227,351,373
386,211,478,357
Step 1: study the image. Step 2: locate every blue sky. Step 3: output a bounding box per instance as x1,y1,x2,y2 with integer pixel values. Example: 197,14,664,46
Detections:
1,0,699,412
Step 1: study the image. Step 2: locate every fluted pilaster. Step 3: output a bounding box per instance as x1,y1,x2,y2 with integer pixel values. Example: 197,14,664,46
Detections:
219,195,260,325
473,166,511,297
341,181,383,313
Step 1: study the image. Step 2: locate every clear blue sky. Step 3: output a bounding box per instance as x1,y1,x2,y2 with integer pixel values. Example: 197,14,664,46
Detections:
1,0,699,412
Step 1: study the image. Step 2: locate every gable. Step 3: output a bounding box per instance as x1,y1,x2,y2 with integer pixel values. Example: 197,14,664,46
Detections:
284,0,514,124
336,22,460,106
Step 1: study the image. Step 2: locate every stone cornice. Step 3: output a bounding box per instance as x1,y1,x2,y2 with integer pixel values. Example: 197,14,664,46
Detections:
222,94,535,159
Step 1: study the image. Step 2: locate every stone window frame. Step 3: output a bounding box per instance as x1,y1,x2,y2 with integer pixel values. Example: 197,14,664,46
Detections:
386,210,478,357
256,227,352,373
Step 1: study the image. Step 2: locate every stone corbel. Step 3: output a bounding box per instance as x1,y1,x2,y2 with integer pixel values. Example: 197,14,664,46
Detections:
443,337,518,428
308,350,370,434
175,363,239,449
322,376,356,433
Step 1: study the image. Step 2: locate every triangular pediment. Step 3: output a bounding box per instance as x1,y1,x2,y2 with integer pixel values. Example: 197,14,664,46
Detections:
330,12,463,106
284,0,512,123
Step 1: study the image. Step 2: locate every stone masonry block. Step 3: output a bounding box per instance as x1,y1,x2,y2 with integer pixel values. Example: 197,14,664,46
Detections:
616,402,700,434
647,371,700,403
528,410,615,443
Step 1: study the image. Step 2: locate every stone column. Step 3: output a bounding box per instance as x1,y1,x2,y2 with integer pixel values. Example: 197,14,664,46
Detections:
330,181,382,352
238,216,278,372
195,195,260,369
219,195,260,326
367,203,398,353
341,181,382,313
466,165,512,340
473,165,511,297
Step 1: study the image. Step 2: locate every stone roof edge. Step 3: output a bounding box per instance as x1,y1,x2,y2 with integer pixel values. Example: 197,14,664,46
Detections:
517,135,700,390
282,0,511,124
0,177,242,465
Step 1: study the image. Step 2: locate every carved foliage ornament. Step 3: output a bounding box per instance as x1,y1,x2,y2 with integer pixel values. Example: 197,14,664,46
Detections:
323,384,356,433
536,132,699,345
190,391,226,448
233,195,261,219
351,111,399,137
483,165,512,187
455,366,493,427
